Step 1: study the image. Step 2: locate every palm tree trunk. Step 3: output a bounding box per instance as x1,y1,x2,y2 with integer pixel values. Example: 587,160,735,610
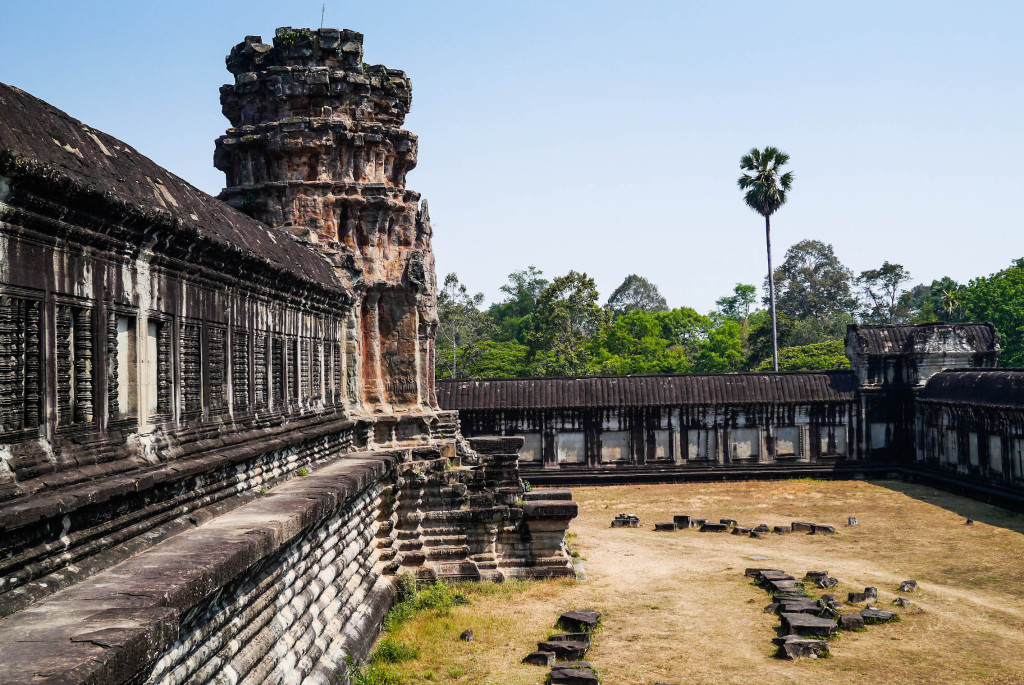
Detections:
765,214,779,372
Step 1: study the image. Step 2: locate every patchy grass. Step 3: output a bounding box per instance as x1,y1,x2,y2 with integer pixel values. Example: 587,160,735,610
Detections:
365,480,1024,684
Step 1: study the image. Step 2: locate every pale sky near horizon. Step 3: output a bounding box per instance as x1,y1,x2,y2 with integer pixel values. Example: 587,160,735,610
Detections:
3,1,1022,312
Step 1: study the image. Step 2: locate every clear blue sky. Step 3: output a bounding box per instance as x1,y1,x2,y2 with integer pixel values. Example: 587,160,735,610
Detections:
3,1,1022,312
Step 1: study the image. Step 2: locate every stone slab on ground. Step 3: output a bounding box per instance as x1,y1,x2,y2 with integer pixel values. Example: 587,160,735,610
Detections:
673,515,693,528
549,661,600,685
861,607,898,623
791,521,815,532
700,522,730,532
654,522,677,531
773,634,831,659
558,610,602,632
840,614,866,630
538,639,590,660
523,489,573,502
523,650,555,666
780,612,838,637
772,526,790,534
899,580,919,592
732,526,752,535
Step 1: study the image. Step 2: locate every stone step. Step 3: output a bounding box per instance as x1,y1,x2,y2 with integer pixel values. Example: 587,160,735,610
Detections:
425,545,470,561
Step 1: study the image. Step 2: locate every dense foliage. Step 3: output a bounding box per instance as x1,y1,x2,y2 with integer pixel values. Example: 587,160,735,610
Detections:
435,253,1024,379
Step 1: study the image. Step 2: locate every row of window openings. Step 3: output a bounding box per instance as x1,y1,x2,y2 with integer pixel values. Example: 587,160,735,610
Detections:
923,429,1024,478
0,299,347,433
517,426,848,463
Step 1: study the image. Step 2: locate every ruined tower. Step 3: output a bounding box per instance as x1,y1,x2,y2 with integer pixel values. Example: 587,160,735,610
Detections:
215,28,437,414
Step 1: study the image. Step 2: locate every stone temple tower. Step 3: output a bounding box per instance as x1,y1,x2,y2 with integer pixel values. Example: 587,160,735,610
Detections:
215,28,437,414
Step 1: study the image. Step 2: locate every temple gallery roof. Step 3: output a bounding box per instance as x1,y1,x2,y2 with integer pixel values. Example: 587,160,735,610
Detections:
437,372,859,411
846,322,999,357
920,370,1024,408
0,82,344,294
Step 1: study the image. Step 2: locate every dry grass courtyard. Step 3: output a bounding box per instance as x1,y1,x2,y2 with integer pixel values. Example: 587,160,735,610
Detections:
380,480,1024,684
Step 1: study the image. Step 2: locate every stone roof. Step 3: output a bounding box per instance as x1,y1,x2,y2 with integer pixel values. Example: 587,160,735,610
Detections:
437,372,859,411
0,82,345,296
846,323,999,357
920,370,1024,408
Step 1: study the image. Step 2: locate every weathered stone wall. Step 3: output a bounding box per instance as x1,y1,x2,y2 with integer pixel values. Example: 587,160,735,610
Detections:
0,29,577,685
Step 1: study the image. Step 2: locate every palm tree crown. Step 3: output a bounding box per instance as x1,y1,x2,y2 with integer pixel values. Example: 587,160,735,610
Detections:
737,146,794,218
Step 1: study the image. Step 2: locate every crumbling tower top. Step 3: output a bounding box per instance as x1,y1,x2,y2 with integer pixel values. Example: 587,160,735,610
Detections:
214,27,420,237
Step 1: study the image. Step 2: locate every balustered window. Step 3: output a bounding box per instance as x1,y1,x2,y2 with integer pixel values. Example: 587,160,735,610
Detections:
271,336,284,406
56,305,94,426
311,339,322,402
232,328,249,411
208,326,227,412
299,338,310,400
254,332,268,409
333,340,342,404
113,315,138,419
0,295,42,434
180,321,202,415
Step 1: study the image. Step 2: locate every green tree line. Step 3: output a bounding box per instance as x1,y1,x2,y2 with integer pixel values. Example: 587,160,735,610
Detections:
436,249,1024,379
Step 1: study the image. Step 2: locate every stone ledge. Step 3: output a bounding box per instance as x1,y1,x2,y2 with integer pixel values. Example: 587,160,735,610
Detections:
0,451,399,685
522,500,579,520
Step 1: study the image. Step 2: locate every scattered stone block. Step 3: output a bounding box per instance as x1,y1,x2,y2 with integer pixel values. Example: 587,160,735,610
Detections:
848,516,859,526
654,522,677,531
691,518,708,527
892,597,918,609
764,602,780,614
803,571,829,583
538,639,590,660
780,612,839,637
817,576,838,589
746,567,782,578
767,579,800,593
847,592,868,604
758,570,795,582
778,599,823,615
820,594,836,603
774,634,831,659
754,523,772,533
547,632,591,645
549,661,600,685
839,614,866,630
611,514,640,528
899,580,918,592
523,650,555,666
720,518,738,526
700,522,729,532
864,587,878,601
558,610,601,632
673,515,692,529
966,519,974,525
772,525,790,535
732,526,752,535
861,607,898,624
459,628,474,641
750,531,764,539
791,521,815,533
810,524,837,535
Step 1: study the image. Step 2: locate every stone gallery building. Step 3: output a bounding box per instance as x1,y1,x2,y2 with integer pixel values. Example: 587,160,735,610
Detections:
0,29,576,685
440,322,1024,504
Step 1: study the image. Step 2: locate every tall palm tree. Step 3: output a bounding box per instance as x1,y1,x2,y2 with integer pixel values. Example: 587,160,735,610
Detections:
738,146,794,372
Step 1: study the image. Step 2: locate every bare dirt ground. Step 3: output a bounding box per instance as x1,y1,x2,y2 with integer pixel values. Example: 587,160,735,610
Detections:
388,480,1024,684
